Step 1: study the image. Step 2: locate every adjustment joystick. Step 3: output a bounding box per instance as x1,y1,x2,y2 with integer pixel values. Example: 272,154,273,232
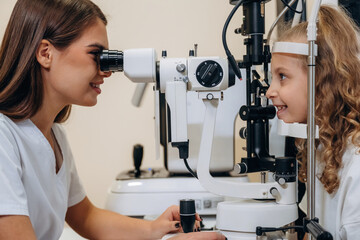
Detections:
133,144,143,178
180,199,196,233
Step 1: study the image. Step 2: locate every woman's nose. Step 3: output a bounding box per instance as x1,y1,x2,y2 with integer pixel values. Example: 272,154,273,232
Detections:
99,69,112,78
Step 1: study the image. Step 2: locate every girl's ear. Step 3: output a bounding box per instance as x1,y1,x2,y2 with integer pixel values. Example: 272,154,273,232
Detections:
36,39,54,69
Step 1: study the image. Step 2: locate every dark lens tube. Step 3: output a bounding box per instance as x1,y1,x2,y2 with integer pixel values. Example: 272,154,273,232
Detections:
99,50,123,72
180,199,196,233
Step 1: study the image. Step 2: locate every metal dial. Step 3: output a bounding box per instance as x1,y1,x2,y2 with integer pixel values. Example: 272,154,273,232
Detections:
195,60,223,88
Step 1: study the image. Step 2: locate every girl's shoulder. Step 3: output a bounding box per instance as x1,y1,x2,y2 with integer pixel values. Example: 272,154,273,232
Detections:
345,138,360,160
340,141,360,179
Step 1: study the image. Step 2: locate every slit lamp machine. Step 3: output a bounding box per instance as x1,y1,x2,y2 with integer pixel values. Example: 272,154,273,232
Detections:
99,0,333,239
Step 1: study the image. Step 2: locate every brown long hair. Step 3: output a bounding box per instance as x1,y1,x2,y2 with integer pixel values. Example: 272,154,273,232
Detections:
0,0,107,123
278,5,360,194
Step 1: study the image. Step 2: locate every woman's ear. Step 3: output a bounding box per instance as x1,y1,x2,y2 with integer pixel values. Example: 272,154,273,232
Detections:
36,39,54,68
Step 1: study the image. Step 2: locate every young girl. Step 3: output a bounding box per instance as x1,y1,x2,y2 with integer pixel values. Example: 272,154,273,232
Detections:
267,5,360,239
0,0,225,239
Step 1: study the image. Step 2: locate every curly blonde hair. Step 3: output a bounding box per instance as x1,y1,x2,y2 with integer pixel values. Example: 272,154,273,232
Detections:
277,5,360,194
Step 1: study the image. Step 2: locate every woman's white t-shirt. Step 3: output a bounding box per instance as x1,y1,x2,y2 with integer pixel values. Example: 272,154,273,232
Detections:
0,113,86,240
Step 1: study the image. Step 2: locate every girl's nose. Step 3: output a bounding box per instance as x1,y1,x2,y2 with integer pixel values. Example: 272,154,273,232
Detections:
266,84,277,99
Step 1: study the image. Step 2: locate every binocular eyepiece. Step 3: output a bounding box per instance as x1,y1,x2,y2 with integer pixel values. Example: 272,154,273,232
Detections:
99,50,124,72
98,48,233,91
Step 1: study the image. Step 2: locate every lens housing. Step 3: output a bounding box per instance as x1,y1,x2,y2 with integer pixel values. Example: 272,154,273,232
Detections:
99,50,124,72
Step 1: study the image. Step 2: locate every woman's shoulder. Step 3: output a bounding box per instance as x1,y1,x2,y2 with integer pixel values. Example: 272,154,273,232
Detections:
0,112,11,125
51,123,71,149
0,113,20,135
0,113,39,138
0,113,22,159
52,122,66,135
0,113,32,130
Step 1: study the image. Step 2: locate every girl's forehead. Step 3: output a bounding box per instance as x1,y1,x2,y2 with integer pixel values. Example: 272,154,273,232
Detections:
272,53,303,67
271,53,308,75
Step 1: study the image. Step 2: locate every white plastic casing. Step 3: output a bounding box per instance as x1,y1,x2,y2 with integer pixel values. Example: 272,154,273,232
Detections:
124,48,157,83
165,81,188,143
187,57,229,91
277,119,319,139
159,58,188,93
272,42,317,56
196,99,297,203
105,177,225,216
216,200,298,232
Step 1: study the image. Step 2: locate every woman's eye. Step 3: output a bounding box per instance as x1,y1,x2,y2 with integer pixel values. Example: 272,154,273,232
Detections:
90,51,100,57
89,51,101,65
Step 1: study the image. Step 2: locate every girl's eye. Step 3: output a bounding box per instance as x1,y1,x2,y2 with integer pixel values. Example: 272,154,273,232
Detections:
279,73,287,81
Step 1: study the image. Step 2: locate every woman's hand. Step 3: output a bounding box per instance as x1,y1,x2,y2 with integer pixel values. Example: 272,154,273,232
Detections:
149,205,202,239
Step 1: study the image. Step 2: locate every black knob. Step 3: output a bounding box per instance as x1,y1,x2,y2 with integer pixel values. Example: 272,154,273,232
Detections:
196,60,223,88
239,127,247,139
133,144,143,178
275,157,296,183
305,218,333,240
162,50,167,58
180,199,196,233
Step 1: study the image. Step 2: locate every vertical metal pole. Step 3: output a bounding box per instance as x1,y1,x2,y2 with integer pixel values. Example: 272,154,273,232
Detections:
246,67,252,159
307,40,316,240
307,1,321,238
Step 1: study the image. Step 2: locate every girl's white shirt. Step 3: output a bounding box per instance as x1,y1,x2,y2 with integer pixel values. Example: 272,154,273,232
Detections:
0,113,86,240
300,142,360,239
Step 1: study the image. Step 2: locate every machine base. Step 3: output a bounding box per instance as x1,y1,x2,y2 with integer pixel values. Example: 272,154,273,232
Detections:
105,170,243,229
216,200,298,239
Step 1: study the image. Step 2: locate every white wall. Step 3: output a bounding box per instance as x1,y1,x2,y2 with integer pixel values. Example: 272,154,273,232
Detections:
0,0,336,208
